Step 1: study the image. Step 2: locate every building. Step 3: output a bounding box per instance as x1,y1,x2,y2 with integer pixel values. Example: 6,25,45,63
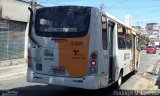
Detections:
145,23,160,45
146,23,159,35
0,0,30,60
145,23,159,41
159,26,160,40
132,26,146,35
125,15,132,27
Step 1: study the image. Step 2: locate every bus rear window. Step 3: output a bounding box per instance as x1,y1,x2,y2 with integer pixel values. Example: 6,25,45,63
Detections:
35,7,91,38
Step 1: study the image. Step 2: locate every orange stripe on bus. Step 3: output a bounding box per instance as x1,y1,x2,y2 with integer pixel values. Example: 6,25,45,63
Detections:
59,34,90,77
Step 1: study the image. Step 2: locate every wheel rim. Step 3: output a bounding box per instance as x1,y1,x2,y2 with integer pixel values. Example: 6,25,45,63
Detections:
135,65,137,71
118,75,122,86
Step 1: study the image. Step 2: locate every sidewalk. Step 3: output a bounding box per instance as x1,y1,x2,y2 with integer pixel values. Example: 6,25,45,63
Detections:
135,58,160,90
0,58,26,67
150,61,160,90
0,59,27,81
133,64,158,90
130,55,160,90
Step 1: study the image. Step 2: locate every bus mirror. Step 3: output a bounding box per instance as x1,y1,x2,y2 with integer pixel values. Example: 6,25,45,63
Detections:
102,16,106,23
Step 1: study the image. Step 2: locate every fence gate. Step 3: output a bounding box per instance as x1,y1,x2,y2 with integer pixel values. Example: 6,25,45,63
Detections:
0,19,26,61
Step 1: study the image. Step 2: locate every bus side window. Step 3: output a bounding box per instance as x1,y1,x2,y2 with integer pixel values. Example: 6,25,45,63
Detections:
117,24,126,49
126,29,132,49
102,15,107,50
118,37,126,49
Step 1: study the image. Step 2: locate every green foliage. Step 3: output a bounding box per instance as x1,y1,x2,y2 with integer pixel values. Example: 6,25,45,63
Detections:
137,34,149,46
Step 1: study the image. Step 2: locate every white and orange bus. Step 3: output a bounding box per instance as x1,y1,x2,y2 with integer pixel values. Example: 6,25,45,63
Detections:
27,6,140,89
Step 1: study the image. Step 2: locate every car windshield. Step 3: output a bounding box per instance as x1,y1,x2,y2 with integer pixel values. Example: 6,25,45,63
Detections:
148,46,155,48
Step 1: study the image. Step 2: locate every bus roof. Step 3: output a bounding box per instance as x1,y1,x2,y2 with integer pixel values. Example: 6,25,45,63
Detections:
105,12,137,35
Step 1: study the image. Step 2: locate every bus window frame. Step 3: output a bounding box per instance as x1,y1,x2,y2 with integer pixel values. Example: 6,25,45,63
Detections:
125,28,132,49
117,24,127,50
101,15,108,50
34,7,91,38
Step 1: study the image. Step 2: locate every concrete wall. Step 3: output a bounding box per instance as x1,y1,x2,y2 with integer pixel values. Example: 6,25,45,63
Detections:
24,22,29,60
0,0,30,22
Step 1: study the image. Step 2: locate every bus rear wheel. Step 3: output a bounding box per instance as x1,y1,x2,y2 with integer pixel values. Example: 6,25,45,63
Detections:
115,72,123,89
133,62,139,75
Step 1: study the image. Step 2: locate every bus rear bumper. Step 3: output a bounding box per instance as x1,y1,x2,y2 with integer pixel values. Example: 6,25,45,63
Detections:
27,70,107,89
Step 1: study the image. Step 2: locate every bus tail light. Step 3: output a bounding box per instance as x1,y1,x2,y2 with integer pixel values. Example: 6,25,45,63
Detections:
28,48,31,61
91,53,97,59
90,67,96,73
91,60,96,66
89,52,98,74
28,48,32,68
28,49,31,61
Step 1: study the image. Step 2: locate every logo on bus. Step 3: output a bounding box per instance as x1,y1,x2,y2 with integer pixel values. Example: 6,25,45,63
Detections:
73,50,79,56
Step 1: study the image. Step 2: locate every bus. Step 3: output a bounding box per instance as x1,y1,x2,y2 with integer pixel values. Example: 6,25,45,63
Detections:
27,6,140,89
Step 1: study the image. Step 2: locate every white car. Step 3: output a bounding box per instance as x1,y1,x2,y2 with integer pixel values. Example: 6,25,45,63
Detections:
156,47,159,50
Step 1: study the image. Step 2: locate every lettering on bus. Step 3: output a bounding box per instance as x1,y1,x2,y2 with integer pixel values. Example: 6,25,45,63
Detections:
71,41,83,46
124,53,130,61
44,49,54,57
72,57,85,59
44,49,54,61
51,38,67,43
44,58,54,61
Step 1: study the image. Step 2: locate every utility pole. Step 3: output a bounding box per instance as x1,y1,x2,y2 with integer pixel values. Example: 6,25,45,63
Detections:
136,21,143,34
136,22,143,27
31,0,37,9
24,0,37,59
100,0,105,11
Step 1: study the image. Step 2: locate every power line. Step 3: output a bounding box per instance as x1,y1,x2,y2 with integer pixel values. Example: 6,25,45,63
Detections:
106,0,125,11
133,15,160,20
105,4,160,9
32,0,65,6
100,0,105,11
134,7,160,18
55,0,84,2
45,0,63,6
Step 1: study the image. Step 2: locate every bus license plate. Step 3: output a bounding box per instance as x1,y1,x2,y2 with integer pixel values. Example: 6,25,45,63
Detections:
52,68,65,75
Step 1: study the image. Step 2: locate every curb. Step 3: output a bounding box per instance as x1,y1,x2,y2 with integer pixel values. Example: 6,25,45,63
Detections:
133,58,160,90
0,71,27,81
0,58,27,67
0,64,27,71
145,60,160,90
0,63,27,82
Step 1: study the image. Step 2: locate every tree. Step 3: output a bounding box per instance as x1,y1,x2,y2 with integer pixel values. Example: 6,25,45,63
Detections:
137,34,149,46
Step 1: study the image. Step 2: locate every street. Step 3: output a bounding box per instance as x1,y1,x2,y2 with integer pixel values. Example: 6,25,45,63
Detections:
0,50,160,96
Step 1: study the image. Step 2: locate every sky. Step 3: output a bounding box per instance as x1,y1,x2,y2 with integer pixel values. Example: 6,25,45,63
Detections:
27,0,160,28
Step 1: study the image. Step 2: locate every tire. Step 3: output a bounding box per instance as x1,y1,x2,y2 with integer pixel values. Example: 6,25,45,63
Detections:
133,61,139,75
115,72,123,89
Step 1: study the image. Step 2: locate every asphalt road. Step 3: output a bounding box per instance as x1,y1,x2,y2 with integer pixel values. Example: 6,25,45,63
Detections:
138,50,160,74
0,50,159,96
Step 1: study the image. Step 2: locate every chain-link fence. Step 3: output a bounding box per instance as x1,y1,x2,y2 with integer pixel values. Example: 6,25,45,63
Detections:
0,19,26,61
